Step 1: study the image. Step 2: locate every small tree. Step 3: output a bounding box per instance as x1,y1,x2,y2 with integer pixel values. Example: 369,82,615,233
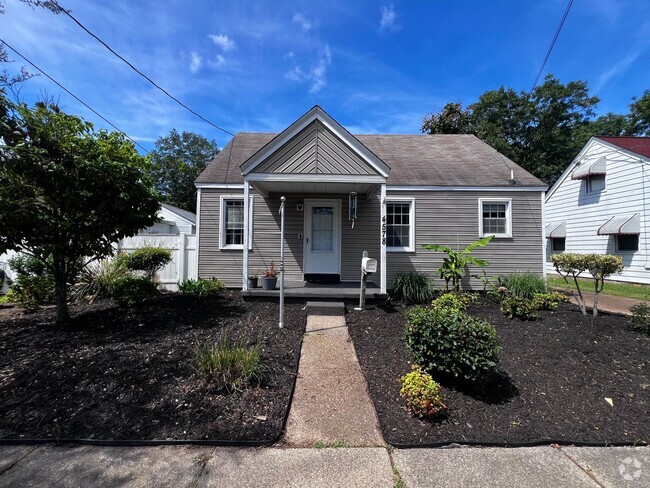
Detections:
585,254,623,317
552,253,623,316
0,96,160,323
423,236,493,291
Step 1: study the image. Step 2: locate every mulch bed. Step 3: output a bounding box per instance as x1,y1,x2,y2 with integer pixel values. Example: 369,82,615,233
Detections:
348,299,650,446
0,294,305,442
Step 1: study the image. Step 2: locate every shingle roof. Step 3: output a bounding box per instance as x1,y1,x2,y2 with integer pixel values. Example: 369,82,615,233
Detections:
196,132,545,187
598,136,650,159
161,203,196,224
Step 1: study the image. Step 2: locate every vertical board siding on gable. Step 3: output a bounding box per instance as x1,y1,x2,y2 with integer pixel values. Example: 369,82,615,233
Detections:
386,190,544,287
545,140,650,283
198,189,382,287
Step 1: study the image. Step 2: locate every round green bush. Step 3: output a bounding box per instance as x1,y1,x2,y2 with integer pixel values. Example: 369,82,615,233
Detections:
110,277,159,307
405,306,501,382
400,365,447,419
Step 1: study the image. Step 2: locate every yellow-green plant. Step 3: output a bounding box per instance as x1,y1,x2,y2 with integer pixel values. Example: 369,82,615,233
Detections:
400,365,448,419
431,292,472,314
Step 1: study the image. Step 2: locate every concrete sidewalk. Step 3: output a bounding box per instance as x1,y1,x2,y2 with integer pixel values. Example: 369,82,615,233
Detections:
1,444,648,487
564,291,645,315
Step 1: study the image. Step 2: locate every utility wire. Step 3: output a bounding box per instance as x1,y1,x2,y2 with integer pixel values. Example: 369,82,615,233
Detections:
1,38,150,153
60,8,236,138
531,0,574,91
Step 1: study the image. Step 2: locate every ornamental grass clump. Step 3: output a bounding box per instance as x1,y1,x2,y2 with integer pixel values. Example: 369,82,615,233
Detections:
400,365,448,419
405,306,500,383
502,272,547,298
194,333,268,393
72,257,130,303
178,277,226,296
390,271,436,304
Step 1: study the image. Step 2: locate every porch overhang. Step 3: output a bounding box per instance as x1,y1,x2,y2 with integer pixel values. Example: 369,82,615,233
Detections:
245,173,386,197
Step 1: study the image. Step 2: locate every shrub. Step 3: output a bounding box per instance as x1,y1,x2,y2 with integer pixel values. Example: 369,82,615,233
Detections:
430,292,472,314
405,306,500,382
6,254,56,311
390,271,435,304
400,365,448,419
117,247,172,280
194,333,268,393
629,302,650,335
178,277,226,296
500,292,568,320
72,258,130,303
110,276,159,307
502,272,547,298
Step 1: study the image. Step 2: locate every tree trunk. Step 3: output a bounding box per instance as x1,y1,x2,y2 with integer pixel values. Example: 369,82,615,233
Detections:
55,274,69,324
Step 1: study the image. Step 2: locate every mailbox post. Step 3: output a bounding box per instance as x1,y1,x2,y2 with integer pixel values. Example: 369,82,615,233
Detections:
355,250,377,311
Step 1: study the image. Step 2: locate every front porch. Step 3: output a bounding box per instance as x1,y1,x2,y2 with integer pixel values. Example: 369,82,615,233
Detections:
241,280,388,302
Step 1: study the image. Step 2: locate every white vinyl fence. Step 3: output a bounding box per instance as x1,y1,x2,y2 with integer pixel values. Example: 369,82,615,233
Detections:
116,233,197,291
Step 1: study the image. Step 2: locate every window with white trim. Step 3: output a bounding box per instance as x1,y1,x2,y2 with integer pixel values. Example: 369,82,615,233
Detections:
219,196,253,250
586,175,605,194
479,198,512,238
386,199,415,252
616,234,638,252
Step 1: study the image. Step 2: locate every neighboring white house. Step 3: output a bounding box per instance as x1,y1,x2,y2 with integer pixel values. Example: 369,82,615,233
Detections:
139,203,196,235
545,136,650,284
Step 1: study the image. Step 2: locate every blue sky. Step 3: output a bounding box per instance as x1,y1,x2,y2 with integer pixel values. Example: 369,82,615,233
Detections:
1,0,649,152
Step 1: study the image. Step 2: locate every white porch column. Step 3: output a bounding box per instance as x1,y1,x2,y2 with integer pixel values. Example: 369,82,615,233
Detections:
243,180,250,290
380,183,387,294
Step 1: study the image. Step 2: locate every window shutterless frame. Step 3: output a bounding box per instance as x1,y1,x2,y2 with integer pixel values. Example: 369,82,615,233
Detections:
385,197,415,252
478,198,512,238
219,195,254,250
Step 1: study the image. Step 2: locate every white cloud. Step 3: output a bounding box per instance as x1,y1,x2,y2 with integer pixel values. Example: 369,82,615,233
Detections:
284,44,332,93
208,34,236,52
594,50,641,92
309,44,331,93
292,12,316,31
189,51,202,73
208,54,227,69
379,4,399,32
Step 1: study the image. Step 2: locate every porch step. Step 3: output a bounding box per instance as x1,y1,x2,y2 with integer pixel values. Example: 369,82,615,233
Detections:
306,301,345,316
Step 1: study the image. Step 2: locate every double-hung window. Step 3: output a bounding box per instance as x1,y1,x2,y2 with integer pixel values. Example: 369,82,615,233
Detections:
479,198,512,238
219,196,253,250
386,199,415,252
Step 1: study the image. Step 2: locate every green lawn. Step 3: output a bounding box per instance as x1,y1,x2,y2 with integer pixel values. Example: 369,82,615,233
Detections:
547,275,650,301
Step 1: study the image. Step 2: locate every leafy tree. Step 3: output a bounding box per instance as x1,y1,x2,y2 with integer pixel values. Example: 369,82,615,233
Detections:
150,129,219,211
628,90,650,136
0,95,160,323
421,102,472,134
423,235,493,291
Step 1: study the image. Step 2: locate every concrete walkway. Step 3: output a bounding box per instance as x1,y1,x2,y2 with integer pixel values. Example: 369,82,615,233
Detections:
282,304,384,447
565,291,645,315
1,444,648,487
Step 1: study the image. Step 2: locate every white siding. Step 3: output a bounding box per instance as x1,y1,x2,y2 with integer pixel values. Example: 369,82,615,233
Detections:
545,139,650,283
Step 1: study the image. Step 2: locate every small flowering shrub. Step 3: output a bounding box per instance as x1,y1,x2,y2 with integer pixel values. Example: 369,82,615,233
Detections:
500,292,568,320
400,365,448,419
430,292,472,314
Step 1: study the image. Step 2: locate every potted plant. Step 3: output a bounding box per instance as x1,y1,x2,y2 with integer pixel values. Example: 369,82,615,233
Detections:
260,260,278,290
248,274,259,289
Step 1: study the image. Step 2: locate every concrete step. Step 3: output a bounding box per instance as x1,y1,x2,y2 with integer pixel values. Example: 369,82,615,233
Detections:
306,301,345,316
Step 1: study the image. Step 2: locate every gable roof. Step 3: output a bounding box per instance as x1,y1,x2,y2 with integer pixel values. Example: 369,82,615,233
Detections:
597,136,650,159
197,132,545,188
160,203,196,225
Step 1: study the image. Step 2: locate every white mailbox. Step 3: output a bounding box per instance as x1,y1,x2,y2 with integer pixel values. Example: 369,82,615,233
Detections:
361,257,377,274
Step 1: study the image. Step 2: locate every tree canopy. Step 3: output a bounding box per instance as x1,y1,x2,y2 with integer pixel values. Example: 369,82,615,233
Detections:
149,129,219,212
0,94,160,323
422,76,650,185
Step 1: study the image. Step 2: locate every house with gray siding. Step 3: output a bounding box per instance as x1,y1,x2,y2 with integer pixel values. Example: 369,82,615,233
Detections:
545,136,650,284
195,106,547,293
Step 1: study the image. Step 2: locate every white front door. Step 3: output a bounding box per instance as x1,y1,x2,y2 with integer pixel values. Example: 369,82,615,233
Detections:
304,199,341,275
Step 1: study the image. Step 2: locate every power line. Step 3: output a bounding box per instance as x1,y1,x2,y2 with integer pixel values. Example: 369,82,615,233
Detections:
532,0,574,91
1,38,150,153
60,8,236,138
